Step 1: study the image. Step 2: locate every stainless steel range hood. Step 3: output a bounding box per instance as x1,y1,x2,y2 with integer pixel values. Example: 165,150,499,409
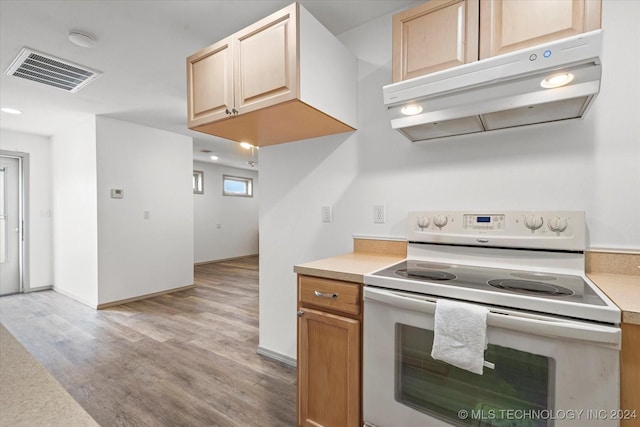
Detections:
384,30,603,142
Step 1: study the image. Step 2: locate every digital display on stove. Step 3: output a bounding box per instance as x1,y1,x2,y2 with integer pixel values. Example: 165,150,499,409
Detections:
477,216,491,223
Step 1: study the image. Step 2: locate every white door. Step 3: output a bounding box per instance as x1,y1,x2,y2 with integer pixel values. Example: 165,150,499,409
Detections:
0,156,21,295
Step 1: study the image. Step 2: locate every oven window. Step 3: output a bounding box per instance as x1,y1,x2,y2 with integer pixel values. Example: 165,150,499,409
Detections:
396,324,553,426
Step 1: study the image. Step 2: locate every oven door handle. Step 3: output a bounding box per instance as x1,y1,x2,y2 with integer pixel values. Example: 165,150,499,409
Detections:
364,287,621,348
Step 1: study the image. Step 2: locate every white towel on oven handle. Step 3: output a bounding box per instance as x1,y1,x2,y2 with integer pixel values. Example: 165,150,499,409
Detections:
430,298,489,375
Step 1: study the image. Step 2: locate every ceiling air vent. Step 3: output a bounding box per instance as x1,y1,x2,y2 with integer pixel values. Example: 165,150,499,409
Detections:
4,47,101,93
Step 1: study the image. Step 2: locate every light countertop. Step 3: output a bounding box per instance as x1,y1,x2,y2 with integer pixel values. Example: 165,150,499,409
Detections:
294,252,404,283
588,273,640,325
0,324,100,427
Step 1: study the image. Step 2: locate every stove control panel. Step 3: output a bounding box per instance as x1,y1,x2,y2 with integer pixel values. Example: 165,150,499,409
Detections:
463,214,505,230
408,211,586,251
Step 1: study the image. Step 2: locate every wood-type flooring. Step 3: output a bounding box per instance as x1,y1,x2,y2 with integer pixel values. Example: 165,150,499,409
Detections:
0,256,296,426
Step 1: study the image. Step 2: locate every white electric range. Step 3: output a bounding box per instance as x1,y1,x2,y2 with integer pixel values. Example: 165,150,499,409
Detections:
362,211,621,427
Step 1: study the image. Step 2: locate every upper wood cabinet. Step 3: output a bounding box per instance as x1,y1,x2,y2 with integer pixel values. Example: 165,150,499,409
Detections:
392,0,479,82
480,0,602,59
392,0,601,83
188,37,233,126
187,2,357,147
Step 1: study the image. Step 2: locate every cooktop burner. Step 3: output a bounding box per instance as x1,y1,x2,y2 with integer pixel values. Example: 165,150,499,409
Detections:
370,260,607,307
395,269,456,281
488,279,575,296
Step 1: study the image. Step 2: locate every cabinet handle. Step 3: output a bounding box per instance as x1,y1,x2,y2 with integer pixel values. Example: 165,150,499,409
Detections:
225,108,232,115
232,108,238,115
314,290,338,299
297,310,305,317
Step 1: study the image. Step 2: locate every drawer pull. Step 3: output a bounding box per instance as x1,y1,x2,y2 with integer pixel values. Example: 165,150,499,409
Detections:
314,290,338,299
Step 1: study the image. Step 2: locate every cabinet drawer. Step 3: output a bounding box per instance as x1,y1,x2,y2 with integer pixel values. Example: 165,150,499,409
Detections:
298,276,361,316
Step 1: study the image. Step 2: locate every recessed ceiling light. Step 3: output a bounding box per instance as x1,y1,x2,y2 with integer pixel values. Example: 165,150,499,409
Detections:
400,104,423,116
68,31,96,48
240,142,253,149
541,72,574,89
210,155,219,160
1,107,22,115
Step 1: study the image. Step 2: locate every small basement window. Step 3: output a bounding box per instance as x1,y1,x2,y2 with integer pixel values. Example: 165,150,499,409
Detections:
193,170,204,194
223,175,253,197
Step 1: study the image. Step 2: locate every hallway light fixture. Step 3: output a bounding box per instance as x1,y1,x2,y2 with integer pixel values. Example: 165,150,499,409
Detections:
1,107,22,114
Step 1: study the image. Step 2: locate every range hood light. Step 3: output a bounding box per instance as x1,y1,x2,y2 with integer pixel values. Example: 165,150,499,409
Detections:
541,72,574,89
401,104,423,116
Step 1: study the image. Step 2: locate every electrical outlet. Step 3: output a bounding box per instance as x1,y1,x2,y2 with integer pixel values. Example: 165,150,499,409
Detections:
321,205,332,223
373,205,385,224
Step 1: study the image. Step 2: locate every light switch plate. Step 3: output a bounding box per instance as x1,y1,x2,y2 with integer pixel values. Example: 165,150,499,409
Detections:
374,205,385,224
321,205,332,223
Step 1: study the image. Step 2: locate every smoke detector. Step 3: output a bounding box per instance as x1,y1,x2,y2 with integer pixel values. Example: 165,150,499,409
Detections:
68,31,96,48
4,47,101,93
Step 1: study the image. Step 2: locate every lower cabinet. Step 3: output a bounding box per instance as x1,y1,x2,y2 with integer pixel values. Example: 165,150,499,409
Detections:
621,323,640,427
297,275,362,427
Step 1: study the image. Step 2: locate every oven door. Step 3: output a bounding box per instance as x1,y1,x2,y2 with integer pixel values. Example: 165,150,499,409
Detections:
363,287,621,427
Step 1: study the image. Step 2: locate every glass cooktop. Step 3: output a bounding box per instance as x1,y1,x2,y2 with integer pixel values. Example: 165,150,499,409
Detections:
371,260,607,307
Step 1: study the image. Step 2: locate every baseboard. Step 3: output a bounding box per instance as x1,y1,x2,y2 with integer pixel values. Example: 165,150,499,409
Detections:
256,346,296,368
24,285,53,293
52,287,97,309
194,254,259,266
96,284,195,309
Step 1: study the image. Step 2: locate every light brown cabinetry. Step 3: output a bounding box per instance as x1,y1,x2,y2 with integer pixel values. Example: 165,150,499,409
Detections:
297,275,361,427
621,323,640,427
187,2,357,147
188,38,234,126
392,0,601,82
479,0,602,59
393,0,479,82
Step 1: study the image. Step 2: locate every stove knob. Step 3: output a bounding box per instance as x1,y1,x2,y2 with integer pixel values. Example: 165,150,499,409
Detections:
417,216,430,229
548,217,568,232
524,215,544,231
433,215,448,228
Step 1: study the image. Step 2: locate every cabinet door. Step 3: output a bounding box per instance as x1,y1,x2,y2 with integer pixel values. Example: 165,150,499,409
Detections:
187,37,233,127
234,2,298,115
480,0,602,59
392,0,479,82
621,323,640,427
298,308,360,427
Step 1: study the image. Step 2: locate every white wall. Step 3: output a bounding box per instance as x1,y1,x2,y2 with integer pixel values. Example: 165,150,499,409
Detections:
96,117,194,305
259,1,640,360
50,117,99,307
193,161,258,263
0,129,53,290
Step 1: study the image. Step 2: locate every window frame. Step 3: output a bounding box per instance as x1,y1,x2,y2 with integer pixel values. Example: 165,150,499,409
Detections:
222,174,253,198
193,170,204,194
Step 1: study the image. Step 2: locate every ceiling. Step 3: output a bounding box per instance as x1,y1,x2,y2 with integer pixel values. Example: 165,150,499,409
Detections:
0,0,419,170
